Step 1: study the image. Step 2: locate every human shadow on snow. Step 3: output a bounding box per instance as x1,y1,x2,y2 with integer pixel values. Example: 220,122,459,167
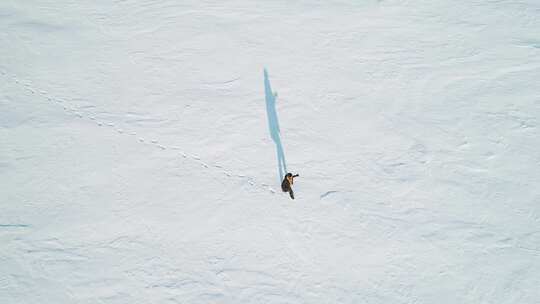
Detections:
263,69,287,183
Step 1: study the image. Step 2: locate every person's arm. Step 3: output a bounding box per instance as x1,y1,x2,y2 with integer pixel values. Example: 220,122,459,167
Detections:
290,174,299,185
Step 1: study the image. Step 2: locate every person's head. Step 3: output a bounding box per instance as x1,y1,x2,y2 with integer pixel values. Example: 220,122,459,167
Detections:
285,173,293,178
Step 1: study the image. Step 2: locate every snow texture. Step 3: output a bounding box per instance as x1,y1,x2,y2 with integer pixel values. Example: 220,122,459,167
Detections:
1,1,540,303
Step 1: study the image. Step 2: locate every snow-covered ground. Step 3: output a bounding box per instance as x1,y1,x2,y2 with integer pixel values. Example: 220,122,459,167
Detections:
2,1,540,303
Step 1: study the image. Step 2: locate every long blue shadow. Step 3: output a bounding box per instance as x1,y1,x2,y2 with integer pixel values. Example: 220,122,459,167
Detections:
264,69,287,183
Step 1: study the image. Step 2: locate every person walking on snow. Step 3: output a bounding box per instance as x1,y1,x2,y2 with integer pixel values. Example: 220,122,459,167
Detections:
281,173,299,199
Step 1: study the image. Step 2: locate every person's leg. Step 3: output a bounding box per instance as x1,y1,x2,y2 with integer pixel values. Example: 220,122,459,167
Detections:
289,190,295,200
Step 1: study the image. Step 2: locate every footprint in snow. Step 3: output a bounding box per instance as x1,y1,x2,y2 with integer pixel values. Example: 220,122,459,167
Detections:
320,191,339,199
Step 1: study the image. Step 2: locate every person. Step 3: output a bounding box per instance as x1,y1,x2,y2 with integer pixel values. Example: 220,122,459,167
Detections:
281,173,299,199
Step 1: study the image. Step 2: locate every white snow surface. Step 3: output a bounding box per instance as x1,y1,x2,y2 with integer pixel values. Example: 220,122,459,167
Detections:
1,1,540,303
